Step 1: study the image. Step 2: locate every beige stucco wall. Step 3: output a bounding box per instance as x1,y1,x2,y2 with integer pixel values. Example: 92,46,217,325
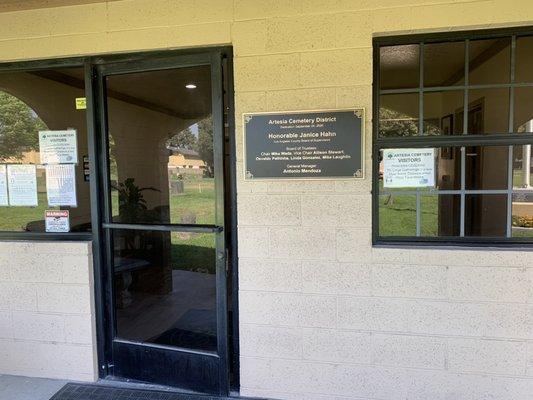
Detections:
0,241,96,381
0,1,532,399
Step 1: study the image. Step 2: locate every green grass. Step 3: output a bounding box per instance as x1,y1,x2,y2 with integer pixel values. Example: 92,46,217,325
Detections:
0,192,59,231
512,228,533,238
168,179,216,273
379,194,440,236
169,179,216,225
112,178,217,273
380,192,533,238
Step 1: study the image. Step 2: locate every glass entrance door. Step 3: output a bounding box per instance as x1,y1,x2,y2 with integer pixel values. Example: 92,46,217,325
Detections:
95,53,228,394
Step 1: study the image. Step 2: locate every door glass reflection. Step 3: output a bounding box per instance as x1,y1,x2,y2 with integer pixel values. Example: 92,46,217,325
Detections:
113,229,217,352
465,194,507,237
106,66,215,225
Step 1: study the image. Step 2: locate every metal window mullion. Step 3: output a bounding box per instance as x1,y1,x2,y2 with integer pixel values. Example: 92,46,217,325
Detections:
415,42,424,236
460,149,466,238
375,132,533,148
379,82,533,96
460,39,469,237
506,36,517,237
463,39,469,135
418,42,424,136
506,145,514,237
416,189,421,236
381,189,510,195
102,222,223,233
379,82,530,95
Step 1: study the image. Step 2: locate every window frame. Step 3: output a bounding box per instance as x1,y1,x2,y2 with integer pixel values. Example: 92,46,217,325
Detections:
372,27,533,246
0,48,226,241
0,56,92,241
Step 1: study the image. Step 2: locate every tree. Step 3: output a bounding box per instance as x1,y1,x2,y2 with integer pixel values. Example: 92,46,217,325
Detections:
197,116,214,177
0,91,46,160
167,127,197,151
379,107,440,136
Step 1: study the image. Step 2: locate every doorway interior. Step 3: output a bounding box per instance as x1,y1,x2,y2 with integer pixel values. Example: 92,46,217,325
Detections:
88,48,238,395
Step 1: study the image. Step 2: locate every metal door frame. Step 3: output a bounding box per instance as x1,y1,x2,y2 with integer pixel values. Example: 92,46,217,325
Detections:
86,48,236,395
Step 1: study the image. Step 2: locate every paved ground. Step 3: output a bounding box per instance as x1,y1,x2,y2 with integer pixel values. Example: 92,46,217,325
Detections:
0,375,206,400
0,375,243,400
0,375,66,400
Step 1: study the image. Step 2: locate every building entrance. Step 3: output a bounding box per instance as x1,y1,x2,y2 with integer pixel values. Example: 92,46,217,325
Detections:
92,51,234,395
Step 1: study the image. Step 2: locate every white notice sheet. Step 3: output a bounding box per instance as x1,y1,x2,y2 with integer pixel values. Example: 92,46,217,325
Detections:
7,164,38,206
46,164,77,207
39,130,78,164
383,148,436,188
0,165,8,206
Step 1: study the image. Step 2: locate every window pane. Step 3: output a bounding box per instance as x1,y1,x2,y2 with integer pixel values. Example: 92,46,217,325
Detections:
513,144,533,189
378,194,416,236
420,195,461,237
424,41,465,87
423,91,464,135
465,194,507,237
0,68,91,233
379,93,419,137
113,229,217,352
512,193,533,238
379,147,461,192
515,36,533,82
436,146,462,190
379,44,419,90
467,88,510,134
513,87,533,132
465,146,509,190
106,66,215,225
469,38,511,85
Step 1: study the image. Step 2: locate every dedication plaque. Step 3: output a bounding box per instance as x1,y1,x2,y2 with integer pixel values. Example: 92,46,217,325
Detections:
243,109,364,179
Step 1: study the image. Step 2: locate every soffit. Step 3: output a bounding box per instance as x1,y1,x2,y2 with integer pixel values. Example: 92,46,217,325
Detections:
0,0,118,13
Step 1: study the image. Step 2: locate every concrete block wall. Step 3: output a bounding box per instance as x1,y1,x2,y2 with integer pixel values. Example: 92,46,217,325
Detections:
0,0,531,398
0,242,96,381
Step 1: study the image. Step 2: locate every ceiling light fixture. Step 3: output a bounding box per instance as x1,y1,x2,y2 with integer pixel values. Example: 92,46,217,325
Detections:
185,84,197,89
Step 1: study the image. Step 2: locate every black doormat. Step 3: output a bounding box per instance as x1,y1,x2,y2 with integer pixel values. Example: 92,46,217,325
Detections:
50,383,261,400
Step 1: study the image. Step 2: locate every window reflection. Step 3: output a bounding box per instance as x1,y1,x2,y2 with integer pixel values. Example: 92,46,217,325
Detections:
379,44,419,90
466,89,509,134
469,38,511,85
377,33,533,241
512,145,533,238
424,41,465,87
513,144,533,189
512,193,533,238
465,194,507,237
465,146,509,190
0,68,91,233
113,230,217,352
514,88,533,132
106,66,215,225
423,91,463,135
515,36,533,82
378,194,417,236
106,65,219,353
379,93,419,137
421,195,461,237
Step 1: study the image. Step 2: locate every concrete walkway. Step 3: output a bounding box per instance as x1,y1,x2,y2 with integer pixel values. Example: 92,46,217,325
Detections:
0,375,66,400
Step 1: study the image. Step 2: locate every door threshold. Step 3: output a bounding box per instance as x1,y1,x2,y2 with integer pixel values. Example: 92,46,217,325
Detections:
98,376,204,394
50,381,262,400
